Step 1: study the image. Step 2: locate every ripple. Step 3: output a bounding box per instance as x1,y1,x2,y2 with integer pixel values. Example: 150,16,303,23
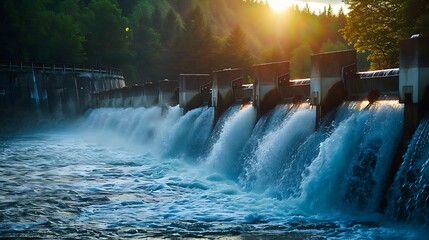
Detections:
0,132,423,239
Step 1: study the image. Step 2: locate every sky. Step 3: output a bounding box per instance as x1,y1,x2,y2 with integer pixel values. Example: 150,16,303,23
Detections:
297,0,348,13
267,0,349,14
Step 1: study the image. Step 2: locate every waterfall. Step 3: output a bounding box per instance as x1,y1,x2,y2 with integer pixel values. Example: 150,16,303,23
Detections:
204,105,257,179
208,104,242,146
239,103,315,198
163,106,214,159
31,71,40,108
79,106,213,158
75,100,429,227
298,101,403,213
387,116,429,226
238,104,295,179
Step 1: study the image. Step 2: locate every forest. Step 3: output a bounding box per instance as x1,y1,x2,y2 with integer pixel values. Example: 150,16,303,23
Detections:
1,0,427,84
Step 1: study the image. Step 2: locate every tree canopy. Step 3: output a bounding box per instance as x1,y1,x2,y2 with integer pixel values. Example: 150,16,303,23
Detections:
1,0,353,84
342,0,429,69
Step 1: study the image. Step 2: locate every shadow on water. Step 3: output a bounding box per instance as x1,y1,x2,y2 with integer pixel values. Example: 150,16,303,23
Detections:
0,110,77,134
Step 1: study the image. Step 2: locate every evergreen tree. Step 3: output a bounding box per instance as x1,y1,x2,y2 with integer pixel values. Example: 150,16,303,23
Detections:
338,6,346,27
290,43,312,79
219,24,253,71
0,0,365,81
158,8,182,79
133,23,162,83
397,0,429,37
169,6,219,75
160,8,181,48
319,39,348,53
151,5,163,33
118,0,139,16
0,0,85,63
84,0,128,66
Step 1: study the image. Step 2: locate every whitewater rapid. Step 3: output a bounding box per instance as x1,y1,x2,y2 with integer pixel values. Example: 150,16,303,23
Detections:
1,101,428,238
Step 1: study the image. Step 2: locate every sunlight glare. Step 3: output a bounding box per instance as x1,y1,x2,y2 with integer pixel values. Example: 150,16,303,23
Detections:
267,0,291,13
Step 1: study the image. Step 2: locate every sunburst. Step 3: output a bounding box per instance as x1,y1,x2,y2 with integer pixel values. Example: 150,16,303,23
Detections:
267,0,291,13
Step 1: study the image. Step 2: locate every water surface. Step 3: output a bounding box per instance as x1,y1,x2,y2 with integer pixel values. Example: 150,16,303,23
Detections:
0,105,427,239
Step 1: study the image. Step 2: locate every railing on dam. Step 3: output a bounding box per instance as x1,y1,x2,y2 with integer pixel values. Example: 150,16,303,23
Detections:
0,62,123,77
343,63,400,100
279,78,310,103
0,61,125,115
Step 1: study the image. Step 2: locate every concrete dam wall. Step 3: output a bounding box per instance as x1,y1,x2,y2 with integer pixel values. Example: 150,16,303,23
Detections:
0,63,124,115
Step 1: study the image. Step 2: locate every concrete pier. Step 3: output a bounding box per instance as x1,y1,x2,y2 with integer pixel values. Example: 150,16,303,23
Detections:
179,74,211,113
159,79,179,107
253,61,289,118
212,68,243,122
120,86,143,108
382,36,429,210
200,81,212,106
399,35,429,139
143,82,159,108
310,50,356,124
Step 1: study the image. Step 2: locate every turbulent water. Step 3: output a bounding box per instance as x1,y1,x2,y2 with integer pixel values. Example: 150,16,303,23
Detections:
1,102,428,239
387,116,429,225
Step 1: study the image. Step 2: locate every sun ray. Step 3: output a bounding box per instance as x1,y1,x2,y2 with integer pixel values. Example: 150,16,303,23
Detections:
267,0,291,13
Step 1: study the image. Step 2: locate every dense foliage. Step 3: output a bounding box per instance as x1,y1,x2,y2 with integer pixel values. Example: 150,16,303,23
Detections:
342,0,429,69
0,0,350,84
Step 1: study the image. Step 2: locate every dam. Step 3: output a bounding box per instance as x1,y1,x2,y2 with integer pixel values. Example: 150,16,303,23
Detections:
0,36,428,239
0,62,125,115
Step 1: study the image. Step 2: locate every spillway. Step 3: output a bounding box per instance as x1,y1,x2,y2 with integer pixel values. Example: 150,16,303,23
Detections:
1,102,428,239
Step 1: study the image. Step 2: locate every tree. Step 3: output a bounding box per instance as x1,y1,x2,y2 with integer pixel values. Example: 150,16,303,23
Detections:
168,6,220,75
0,0,85,63
151,5,163,33
133,23,163,83
36,12,85,63
396,0,429,37
127,1,165,83
319,40,348,53
85,0,128,66
261,46,287,62
218,24,253,71
118,0,139,16
341,0,403,69
290,43,312,79
159,8,181,48
0,0,359,83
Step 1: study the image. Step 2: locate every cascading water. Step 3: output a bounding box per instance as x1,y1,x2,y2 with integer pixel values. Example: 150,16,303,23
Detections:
79,106,213,158
163,106,214,159
238,104,295,186
81,106,169,147
2,101,428,239
269,102,366,200
298,101,404,213
387,116,429,226
208,104,242,146
31,70,40,108
204,104,257,179
79,101,419,218
239,103,315,198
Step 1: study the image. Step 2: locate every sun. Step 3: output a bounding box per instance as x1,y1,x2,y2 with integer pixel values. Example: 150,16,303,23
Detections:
267,0,291,13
